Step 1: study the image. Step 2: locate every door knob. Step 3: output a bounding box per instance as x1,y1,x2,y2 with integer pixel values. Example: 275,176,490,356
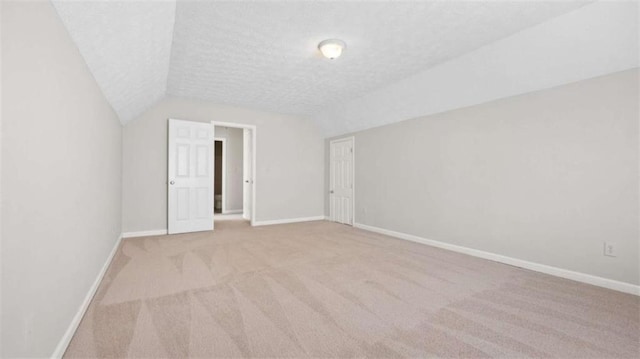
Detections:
330,190,334,194
170,180,175,185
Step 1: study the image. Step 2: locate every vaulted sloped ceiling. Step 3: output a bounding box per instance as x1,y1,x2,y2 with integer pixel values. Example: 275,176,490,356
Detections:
52,0,176,124
52,0,589,126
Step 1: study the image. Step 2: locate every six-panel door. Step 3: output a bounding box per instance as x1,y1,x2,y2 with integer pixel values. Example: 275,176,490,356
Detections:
168,119,214,234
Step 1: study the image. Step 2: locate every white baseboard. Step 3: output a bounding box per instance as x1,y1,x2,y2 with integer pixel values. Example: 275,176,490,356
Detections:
51,234,123,358
223,209,243,214
354,223,640,296
253,215,326,227
214,214,244,220
121,229,167,238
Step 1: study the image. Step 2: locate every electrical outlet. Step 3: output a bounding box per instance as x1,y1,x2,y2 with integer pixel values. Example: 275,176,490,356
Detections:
604,242,617,257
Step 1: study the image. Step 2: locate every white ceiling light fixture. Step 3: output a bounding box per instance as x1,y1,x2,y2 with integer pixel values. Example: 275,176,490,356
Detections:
318,39,346,60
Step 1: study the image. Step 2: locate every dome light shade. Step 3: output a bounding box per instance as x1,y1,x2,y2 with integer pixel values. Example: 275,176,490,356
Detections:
318,39,346,59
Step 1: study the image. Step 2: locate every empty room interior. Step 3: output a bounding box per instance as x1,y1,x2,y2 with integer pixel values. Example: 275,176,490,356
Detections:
1,0,639,358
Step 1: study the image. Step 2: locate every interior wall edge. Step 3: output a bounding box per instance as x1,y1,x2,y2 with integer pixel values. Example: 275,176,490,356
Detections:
322,67,640,141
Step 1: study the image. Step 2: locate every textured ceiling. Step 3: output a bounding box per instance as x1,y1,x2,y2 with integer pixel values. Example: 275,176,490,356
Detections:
52,0,590,125
52,0,176,124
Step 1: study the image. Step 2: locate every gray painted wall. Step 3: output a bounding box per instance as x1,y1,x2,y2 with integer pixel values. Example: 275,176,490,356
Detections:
214,126,243,212
326,69,639,285
122,97,324,232
1,2,123,357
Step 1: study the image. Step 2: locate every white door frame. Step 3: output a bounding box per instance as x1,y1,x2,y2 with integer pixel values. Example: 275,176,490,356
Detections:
213,137,226,214
212,121,257,226
329,136,355,225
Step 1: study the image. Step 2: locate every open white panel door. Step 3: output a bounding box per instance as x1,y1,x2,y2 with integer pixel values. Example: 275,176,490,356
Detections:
243,128,252,221
168,119,214,234
330,137,354,225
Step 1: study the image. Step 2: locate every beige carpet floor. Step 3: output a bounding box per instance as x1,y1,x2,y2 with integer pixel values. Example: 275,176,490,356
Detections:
65,220,640,358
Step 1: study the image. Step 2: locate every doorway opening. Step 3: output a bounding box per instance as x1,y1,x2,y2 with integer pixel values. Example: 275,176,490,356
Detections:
213,138,226,214
212,122,256,225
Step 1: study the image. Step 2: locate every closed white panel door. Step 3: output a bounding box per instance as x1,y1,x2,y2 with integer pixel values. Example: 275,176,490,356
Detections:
330,138,354,225
242,128,252,220
168,119,214,234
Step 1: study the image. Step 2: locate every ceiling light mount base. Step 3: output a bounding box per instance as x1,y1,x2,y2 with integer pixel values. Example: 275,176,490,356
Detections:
318,39,346,60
